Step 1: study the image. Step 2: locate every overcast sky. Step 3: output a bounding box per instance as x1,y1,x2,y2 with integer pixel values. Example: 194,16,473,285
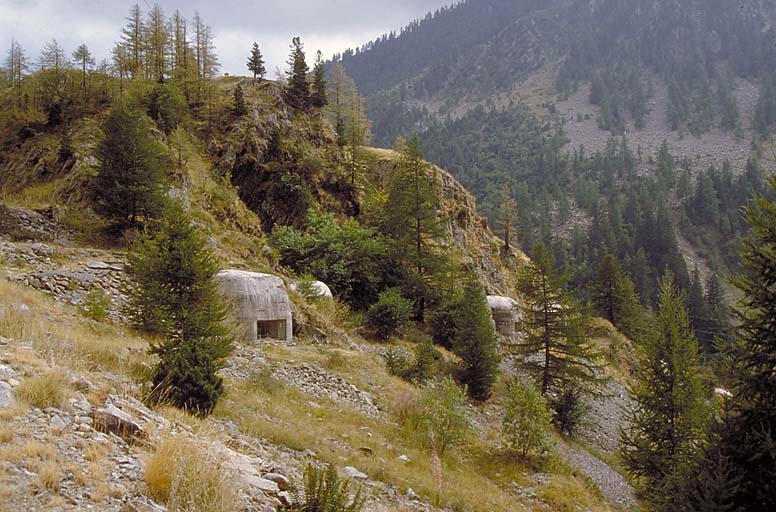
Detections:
0,0,452,76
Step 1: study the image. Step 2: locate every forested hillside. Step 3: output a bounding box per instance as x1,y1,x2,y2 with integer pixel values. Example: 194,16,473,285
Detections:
334,0,776,347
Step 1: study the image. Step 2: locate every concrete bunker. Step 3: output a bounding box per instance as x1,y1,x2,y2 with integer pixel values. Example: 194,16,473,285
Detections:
486,295,521,337
215,270,293,343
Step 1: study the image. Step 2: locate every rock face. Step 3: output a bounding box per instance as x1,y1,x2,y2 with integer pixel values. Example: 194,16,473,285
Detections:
0,204,68,242
487,295,521,337
216,270,294,343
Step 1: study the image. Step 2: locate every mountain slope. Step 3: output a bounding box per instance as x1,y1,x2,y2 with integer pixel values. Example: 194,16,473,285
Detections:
335,0,776,324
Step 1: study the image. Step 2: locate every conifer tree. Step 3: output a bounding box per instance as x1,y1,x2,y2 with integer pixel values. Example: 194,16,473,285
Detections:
233,83,247,116
516,243,604,396
715,177,776,509
39,39,68,71
144,4,169,81
125,201,233,416
284,36,309,110
620,273,710,510
246,42,266,81
591,251,643,338
310,50,327,109
452,278,500,401
93,101,167,230
121,4,143,77
72,44,94,97
383,135,444,322
4,39,27,87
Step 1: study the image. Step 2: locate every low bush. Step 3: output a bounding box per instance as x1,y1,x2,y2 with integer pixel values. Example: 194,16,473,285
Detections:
367,288,412,340
502,380,555,459
550,388,590,436
78,289,111,322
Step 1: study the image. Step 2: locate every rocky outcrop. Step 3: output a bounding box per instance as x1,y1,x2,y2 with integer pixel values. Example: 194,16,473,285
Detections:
367,148,528,297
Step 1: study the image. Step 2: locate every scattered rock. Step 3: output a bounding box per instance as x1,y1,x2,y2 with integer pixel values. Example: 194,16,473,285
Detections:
343,466,367,480
398,454,410,463
120,497,167,512
272,364,380,417
262,472,290,491
91,404,147,444
0,381,15,408
277,491,292,507
358,447,374,457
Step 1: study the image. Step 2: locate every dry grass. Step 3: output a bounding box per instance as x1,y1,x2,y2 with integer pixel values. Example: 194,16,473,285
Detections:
145,436,239,512
0,427,14,443
0,280,154,378
35,461,61,492
14,370,70,409
0,305,33,340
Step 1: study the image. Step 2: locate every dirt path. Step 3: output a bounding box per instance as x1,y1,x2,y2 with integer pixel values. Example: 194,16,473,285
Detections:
558,442,638,510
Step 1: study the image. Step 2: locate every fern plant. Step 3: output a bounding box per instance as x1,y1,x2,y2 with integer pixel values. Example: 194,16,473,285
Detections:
284,464,365,512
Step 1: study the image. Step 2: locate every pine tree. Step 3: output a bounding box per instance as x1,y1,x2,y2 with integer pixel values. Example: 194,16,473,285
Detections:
93,101,167,230
246,42,266,81
452,278,500,401
516,243,605,396
284,36,309,110
620,273,710,510
590,251,643,339
497,184,518,254
716,177,776,509
125,201,233,416
383,135,444,322
233,83,247,116
310,50,327,109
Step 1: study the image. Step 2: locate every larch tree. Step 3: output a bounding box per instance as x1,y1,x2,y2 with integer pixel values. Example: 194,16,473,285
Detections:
620,273,710,511
246,42,266,81
383,135,444,322
4,39,28,86
590,251,643,339
121,4,144,77
72,44,95,97
39,39,68,71
284,36,309,110
497,184,518,254
144,4,169,81
516,243,605,396
310,50,327,109
328,63,350,149
170,11,193,84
